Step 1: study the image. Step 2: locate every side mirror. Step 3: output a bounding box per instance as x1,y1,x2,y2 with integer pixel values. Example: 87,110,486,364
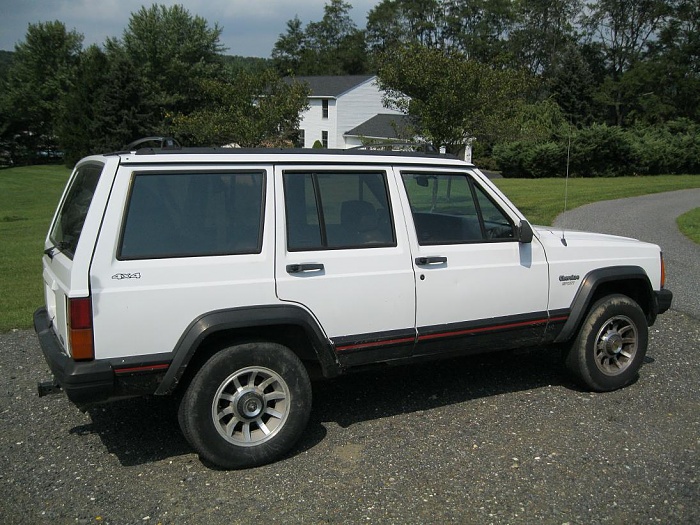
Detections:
518,220,533,244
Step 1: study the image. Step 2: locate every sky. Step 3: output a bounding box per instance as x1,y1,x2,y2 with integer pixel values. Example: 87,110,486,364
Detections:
0,0,382,57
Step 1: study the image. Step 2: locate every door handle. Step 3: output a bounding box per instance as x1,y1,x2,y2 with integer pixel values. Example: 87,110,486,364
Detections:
286,263,325,274
415,256,447,266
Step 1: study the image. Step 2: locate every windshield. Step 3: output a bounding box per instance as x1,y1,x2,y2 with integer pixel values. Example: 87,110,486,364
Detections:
49,163,103,259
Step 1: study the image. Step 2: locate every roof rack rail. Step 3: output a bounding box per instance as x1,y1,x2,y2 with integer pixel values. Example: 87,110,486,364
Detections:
350,141,439,153
125,136,181,151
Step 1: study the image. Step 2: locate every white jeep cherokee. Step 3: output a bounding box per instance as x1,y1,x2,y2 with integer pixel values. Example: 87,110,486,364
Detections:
34,146,672,469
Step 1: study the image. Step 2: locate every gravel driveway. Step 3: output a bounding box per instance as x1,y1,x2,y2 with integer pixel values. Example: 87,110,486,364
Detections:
1,191,698,524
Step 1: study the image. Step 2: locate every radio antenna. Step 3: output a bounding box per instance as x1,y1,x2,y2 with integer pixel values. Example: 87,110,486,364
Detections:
561,124,572,247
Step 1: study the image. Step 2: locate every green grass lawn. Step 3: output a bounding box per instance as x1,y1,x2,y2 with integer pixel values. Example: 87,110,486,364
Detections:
493,175,700,225
1,165,71,331
0,167,698,331
677,207,700,243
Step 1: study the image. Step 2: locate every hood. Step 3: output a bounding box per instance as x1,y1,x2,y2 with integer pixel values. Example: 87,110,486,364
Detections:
533,225,643,246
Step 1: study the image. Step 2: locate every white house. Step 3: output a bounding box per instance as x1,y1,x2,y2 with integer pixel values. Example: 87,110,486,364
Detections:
288,75,409,149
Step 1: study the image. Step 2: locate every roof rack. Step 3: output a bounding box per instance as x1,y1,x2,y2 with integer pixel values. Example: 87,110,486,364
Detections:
124,136,181,151
351,141,439,154
126,147,457,160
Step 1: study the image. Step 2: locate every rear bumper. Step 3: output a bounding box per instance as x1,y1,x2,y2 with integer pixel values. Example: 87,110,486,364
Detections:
655,288,673,315
33,307,114,407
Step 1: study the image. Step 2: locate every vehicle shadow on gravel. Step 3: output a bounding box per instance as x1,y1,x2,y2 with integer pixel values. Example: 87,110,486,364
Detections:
71,397,192,466
71,347,576,467
307,347,574,430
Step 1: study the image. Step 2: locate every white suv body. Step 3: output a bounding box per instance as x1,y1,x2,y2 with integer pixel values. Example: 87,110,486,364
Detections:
35,148,672,468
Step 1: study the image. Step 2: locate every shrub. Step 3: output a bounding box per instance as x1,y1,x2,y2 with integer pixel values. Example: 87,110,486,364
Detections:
569,124,635,177
492,141,529,178
528,142,568,178
493,122,700,178
631,120,700,175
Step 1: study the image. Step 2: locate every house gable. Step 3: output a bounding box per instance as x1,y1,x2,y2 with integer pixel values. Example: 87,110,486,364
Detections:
288,75,404,149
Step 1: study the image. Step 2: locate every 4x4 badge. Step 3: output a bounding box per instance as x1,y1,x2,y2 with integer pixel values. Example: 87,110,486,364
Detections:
112,272,141,280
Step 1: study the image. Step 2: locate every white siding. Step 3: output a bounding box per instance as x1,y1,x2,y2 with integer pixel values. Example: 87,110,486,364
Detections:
299,98,336,148
343,136,364,148
296,76,403,149
335,78,402,148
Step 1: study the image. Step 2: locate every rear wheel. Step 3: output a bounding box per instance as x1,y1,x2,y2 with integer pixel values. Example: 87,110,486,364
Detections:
179,342,312,469
564,294,648,392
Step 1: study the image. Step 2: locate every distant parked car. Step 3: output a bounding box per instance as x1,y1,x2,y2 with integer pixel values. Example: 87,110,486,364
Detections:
0,150,13,168
36,149,64,159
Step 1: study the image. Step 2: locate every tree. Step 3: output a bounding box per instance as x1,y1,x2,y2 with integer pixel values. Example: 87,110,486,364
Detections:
367,0,447,53
443,0,516,63
376,44,531,152
222,56,273,76
508,0,582,76
646,0,700,122
0,21,82,162
272,0,367,75
271,16,308,74
57,45,108,164
171,69,310,147
106,4,225,119
582,0,671,125
59,45,157,164
367,0,516,62
547,43,597,126
0,51,13,81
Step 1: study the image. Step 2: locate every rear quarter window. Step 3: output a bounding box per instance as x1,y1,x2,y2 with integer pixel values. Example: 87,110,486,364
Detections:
119,171,265,260
50,163,104,259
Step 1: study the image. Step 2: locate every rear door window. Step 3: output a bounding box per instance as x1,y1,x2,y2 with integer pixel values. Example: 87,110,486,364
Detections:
50,163,104,259
283,171,396,251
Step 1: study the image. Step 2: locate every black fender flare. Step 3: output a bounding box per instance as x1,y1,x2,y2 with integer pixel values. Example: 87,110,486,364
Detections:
554,266,653,343
155,304,339,395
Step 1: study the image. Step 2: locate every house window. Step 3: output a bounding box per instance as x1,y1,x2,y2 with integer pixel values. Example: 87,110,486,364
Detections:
296,129,305,148
322,131,328,148
322,99,329,119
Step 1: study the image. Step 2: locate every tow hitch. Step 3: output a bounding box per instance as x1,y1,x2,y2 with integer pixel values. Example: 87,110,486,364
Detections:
38,379,62,397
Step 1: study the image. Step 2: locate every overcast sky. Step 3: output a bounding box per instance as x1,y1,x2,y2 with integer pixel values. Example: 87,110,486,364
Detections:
0,0,382,57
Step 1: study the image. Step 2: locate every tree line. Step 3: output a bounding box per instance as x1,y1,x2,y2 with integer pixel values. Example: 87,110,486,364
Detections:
0,5,307,166
273,0,699,176
1,1,698,176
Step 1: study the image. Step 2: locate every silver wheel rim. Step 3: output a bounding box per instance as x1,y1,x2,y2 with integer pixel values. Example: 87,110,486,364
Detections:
594,315,638,376
212,366,291,447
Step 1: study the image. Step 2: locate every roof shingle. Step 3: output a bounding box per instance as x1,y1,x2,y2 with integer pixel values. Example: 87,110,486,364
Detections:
345,114,414,140
285,75,376,97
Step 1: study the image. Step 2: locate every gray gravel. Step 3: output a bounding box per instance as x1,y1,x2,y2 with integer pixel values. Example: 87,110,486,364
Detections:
2,190,698,524
1,312,698,524
553,188,700,319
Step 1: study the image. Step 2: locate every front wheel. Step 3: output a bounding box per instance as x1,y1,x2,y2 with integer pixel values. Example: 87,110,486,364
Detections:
564,294,648,392
179,342,312,469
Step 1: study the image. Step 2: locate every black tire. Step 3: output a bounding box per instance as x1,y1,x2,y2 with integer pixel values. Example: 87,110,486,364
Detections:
564,294,648,392
178,342,312,469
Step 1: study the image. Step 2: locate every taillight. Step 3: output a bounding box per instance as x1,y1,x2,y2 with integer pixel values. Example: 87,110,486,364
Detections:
660,253,666,289
68,297,94,361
